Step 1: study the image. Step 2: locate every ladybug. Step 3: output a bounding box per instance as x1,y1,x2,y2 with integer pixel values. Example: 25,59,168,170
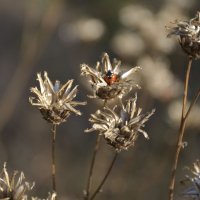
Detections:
103,70,119,85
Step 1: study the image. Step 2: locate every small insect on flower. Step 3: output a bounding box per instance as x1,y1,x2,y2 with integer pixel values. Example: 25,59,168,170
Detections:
103,70,119,85
29,71,87,125
80,53,141,100
85,94,155,151
167,12,200,59
0,163,34,200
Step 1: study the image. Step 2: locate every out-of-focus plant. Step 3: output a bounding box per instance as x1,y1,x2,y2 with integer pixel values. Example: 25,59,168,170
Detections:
32,192,57,200
0,163,33,200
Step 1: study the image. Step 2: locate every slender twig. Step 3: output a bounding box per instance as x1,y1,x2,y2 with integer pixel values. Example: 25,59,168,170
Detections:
181,57,193,119
84,100,107,200
169,57,193,200
184,89,200,120
51,124,57,192
84,134,102,200
89,152,118,200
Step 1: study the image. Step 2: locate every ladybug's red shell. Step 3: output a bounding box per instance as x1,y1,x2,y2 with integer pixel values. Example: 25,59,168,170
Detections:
103,73,119,85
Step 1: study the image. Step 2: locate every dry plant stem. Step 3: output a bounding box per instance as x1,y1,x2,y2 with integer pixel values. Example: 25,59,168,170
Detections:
181,57,193,118
89,152,118,200
52,124,57,192
185,89,200,120
169,57,193,200
84,135,102,200
84,100,107,200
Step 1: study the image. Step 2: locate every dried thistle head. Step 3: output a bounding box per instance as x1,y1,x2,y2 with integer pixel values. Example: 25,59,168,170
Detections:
29,71,87,125
31,192,56,200
0,163,34,200
85,94,155,151
80,53,141,100
182,160,200,199
167,12,200,59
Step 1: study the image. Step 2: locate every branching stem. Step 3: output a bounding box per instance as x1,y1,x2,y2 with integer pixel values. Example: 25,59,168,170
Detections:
89,152,118,200
169,57,193,200
84,100,107,200
84,134,102,200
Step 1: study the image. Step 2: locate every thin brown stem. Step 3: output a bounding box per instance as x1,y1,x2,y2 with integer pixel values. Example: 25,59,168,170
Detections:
184,89,200,120
181,57,193,119
52,124,57,193
84,134,102,200
89,152,118,200
84,100,107,200
168,57,192,200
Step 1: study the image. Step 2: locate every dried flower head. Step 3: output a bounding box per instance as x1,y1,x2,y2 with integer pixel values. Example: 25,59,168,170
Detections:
80,53,141,100
167,12,200,59
85,94,155,151
29,71,86,125
182,160,200,199
31,192,56,200
0,163,33,200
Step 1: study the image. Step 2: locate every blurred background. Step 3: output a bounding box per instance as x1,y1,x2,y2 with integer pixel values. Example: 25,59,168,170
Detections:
0,0,200,199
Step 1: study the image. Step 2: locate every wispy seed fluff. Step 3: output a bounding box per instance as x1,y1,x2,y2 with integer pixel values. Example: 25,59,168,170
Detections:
80,53,141,100
182,160,200,199
167,12,200,59
0,163,33,200
85,94,155,151
29,71,87,125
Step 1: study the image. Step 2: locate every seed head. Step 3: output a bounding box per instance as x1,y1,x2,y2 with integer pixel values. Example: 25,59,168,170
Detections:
80,53,141,100
85,94,155,151
167,12,200,59
182,160,200,199
0,163,34,200
29,71,87,125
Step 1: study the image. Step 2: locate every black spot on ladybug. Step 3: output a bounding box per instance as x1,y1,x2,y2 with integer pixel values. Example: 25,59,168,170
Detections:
103,70,119,85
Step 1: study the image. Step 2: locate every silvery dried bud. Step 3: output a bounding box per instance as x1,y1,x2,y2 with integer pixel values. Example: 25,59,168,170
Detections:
80,53,140,100
167,12,200,59
0,163,34,200
29,71,87,125
85,94,155,151
31,192,56,200
182,160,200,199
